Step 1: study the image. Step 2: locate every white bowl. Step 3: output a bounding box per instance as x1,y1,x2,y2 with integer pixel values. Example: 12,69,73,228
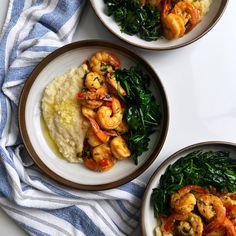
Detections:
18,40,169,190
90,0,228,50
141,141,236,235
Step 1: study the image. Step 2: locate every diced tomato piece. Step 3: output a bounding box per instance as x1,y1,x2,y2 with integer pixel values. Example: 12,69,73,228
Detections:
99,159,109,167
76,92,84,99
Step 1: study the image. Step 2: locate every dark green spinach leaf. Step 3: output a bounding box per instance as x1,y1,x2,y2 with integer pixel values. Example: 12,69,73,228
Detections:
104,0,162,41
115,66,161,164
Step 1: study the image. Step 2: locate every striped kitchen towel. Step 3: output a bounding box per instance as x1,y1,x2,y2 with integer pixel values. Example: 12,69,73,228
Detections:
0,0,145,236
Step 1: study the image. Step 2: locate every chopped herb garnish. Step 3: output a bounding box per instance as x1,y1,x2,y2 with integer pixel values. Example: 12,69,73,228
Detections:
93,76,100,81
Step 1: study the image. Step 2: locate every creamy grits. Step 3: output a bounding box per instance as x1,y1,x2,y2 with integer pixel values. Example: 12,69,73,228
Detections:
41,64,89,163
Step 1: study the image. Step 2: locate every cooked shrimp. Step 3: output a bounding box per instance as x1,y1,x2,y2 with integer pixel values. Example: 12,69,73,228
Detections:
90,51,120,75
87,127,102,147
161,0,200,39
83,144,116,172
163,212,203,236
162,13,186,39
197,194,226,233
110,136,131,160
171,1,200,32
106,73,126,96
171,191,196,214
77,70,110,109
77,72,109,103
171,185,209,214
97,97,123,130
86,116,109,143
161,0,186,39
85,72,105,91
81,106,109,143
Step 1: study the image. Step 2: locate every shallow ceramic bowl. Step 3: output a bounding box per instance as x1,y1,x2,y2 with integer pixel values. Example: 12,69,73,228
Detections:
18,40,169,191
141,141,236,235
90,0,228,50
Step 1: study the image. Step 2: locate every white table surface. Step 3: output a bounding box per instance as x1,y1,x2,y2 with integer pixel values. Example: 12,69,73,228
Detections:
0,0,236,235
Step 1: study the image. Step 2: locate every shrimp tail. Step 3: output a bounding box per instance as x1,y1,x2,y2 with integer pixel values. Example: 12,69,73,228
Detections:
87,116,109,143
83,158,99,171
161,0,171,17
223,217,236,236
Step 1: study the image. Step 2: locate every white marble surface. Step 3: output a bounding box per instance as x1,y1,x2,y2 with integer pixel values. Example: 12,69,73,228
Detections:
0,0,236,235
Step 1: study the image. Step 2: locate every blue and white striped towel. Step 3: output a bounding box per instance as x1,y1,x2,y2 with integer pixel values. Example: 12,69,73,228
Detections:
0,0,145,235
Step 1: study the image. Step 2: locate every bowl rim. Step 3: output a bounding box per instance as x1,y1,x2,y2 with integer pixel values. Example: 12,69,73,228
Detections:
140,140,236,235
90,0,229,51
18,39,169,191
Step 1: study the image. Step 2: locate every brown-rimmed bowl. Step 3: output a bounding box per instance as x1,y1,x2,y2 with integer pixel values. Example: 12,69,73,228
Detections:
141,141,236,235
18,40,169,191
90,0,228,50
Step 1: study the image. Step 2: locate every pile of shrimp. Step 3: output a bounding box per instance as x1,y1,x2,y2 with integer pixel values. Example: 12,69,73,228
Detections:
76,50,131,172
141,0,211,40
158,185,236,236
